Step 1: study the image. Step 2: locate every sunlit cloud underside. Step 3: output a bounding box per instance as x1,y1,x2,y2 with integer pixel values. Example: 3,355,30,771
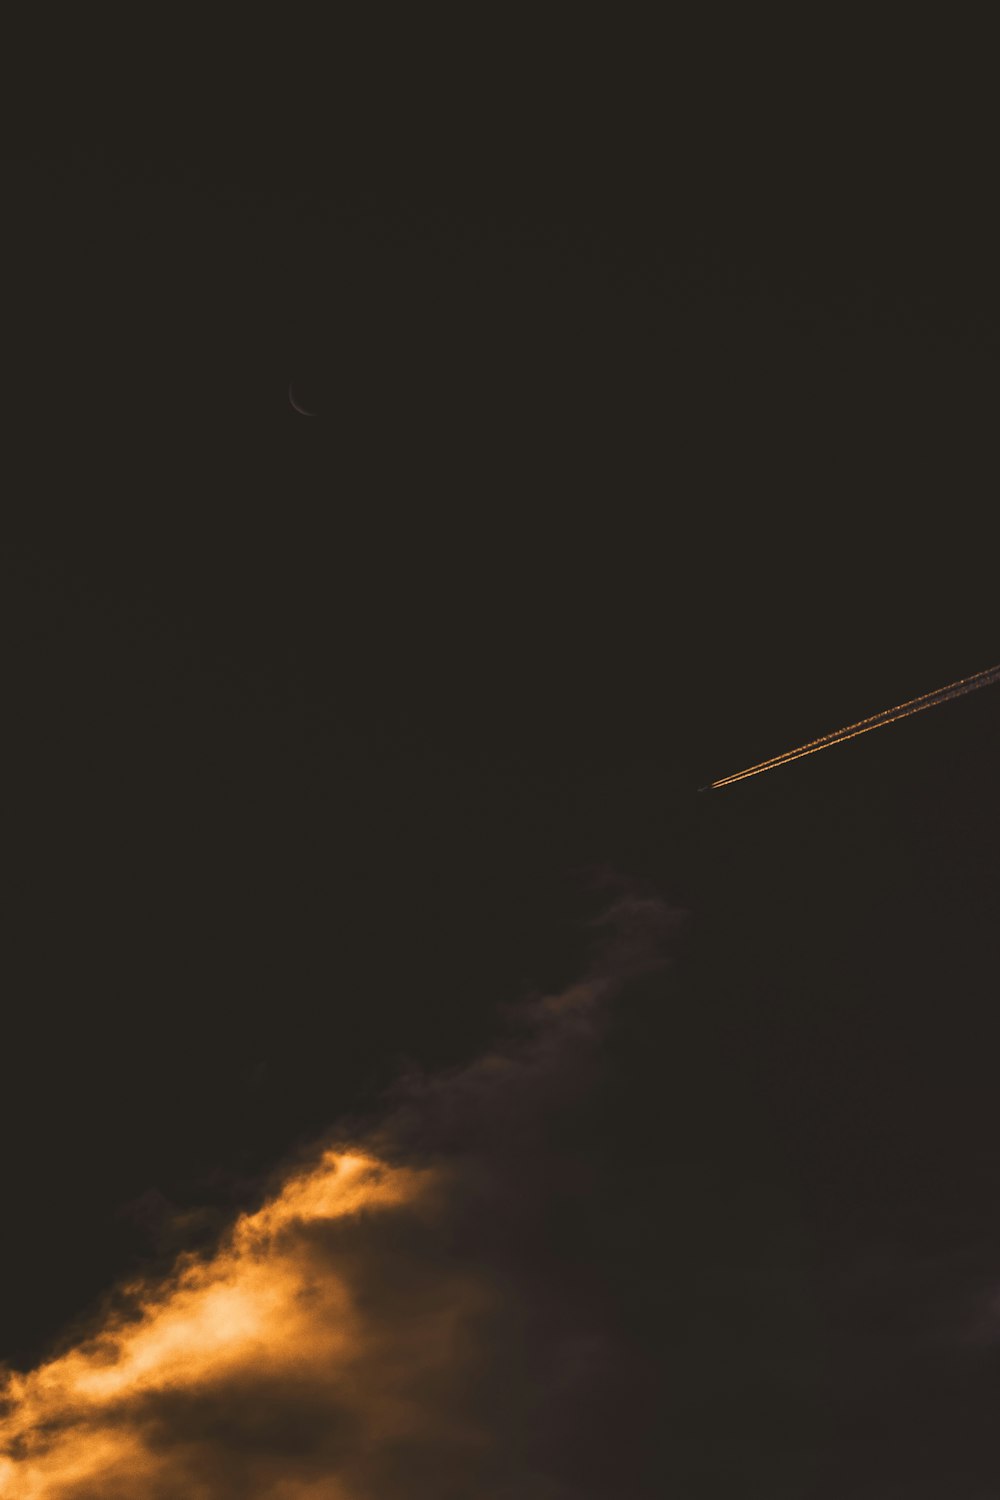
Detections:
1,894,674,1499
0,1150,488,1499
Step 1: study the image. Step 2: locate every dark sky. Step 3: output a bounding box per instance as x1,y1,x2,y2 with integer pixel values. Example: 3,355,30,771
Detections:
3,26,1000,1496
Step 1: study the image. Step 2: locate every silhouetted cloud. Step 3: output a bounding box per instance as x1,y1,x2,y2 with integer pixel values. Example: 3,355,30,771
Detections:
0,890,681,1499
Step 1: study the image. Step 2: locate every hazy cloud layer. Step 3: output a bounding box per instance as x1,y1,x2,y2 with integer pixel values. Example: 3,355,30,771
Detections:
0,892,680,1499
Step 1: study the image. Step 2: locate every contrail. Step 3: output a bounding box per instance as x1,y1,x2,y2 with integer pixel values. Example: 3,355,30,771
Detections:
704,661,1000,790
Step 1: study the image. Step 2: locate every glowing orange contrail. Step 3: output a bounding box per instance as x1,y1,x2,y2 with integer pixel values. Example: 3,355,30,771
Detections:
705,661,1000,789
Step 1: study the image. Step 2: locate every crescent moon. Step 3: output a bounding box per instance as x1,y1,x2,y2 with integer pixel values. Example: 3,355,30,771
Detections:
288,382,315,417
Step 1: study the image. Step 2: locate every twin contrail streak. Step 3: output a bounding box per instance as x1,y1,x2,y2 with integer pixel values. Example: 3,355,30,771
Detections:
705,662,1000,790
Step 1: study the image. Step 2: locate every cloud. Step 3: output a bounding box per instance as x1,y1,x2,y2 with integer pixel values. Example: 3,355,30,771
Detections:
0,889,680,1500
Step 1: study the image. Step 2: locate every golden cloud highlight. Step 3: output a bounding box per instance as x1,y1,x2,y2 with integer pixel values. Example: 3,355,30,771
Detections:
0,889,678,1499
0,1151,482,1499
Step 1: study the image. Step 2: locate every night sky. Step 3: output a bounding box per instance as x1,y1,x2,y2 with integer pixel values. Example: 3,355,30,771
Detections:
3,25,1000,1497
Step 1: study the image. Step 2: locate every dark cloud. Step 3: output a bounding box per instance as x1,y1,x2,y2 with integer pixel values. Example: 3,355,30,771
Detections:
14,881,994,1495
0,889,691,1499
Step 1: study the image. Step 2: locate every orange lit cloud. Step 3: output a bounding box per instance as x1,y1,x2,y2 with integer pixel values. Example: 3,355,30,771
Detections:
1,890,677,1499
0,1152,467,1498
